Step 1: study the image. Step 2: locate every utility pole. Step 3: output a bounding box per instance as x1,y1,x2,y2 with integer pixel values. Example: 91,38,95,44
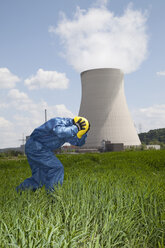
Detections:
45,109,47,123
19,133,26,154
138,123,142,134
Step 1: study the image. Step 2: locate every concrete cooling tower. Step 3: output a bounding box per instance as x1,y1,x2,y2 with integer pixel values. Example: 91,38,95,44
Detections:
78,68,141,148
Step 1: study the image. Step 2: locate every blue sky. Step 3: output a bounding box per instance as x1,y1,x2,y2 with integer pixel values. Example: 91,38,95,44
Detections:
0,0,165,148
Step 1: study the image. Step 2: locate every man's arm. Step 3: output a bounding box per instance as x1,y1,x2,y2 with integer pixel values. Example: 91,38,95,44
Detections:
68,133,87,147
53,124,78,139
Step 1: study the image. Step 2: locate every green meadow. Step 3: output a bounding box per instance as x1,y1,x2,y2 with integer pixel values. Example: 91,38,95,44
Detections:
0,150,165,247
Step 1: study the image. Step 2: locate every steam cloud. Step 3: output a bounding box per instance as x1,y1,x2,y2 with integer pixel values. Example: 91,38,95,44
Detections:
50,4,148,74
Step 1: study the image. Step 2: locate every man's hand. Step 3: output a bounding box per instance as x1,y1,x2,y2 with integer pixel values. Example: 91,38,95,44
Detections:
73,116,90,139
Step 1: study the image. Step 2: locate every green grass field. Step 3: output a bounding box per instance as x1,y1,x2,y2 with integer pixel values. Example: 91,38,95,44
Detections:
0,150,165,247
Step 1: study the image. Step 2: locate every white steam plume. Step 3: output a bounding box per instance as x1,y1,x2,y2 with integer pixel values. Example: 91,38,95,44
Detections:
50,4,148,74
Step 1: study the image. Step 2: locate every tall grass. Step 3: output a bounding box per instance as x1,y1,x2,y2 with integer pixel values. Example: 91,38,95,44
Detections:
0,151,165,247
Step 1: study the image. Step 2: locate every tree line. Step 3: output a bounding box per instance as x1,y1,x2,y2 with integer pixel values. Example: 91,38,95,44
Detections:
139,128,165,146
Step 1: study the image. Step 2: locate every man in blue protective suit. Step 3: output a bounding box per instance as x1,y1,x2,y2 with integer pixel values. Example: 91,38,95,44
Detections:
16,116,90,192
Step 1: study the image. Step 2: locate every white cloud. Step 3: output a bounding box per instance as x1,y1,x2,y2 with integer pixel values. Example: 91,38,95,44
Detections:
7,89,74,119
48,26,56,33
0,103,8,109
157,71,165,76
0,116,12,129
54,104,75,118
0,68,20,89
8,89,29,101
51,4,148,73
0,88,75,148
0,117,16,148
24,68,69,90
8,89,32,111
131,104,165,133
95,0,108,7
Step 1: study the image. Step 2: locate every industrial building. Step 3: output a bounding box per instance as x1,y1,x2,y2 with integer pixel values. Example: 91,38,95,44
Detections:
78,68,141,149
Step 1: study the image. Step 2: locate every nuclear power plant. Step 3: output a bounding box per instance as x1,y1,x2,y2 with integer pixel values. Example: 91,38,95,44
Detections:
78,68,141,148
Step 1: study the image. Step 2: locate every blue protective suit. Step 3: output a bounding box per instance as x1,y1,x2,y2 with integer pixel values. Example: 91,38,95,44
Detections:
16,117,87,192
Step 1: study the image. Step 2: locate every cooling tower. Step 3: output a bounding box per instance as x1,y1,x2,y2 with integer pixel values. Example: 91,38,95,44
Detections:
78,68,141,147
